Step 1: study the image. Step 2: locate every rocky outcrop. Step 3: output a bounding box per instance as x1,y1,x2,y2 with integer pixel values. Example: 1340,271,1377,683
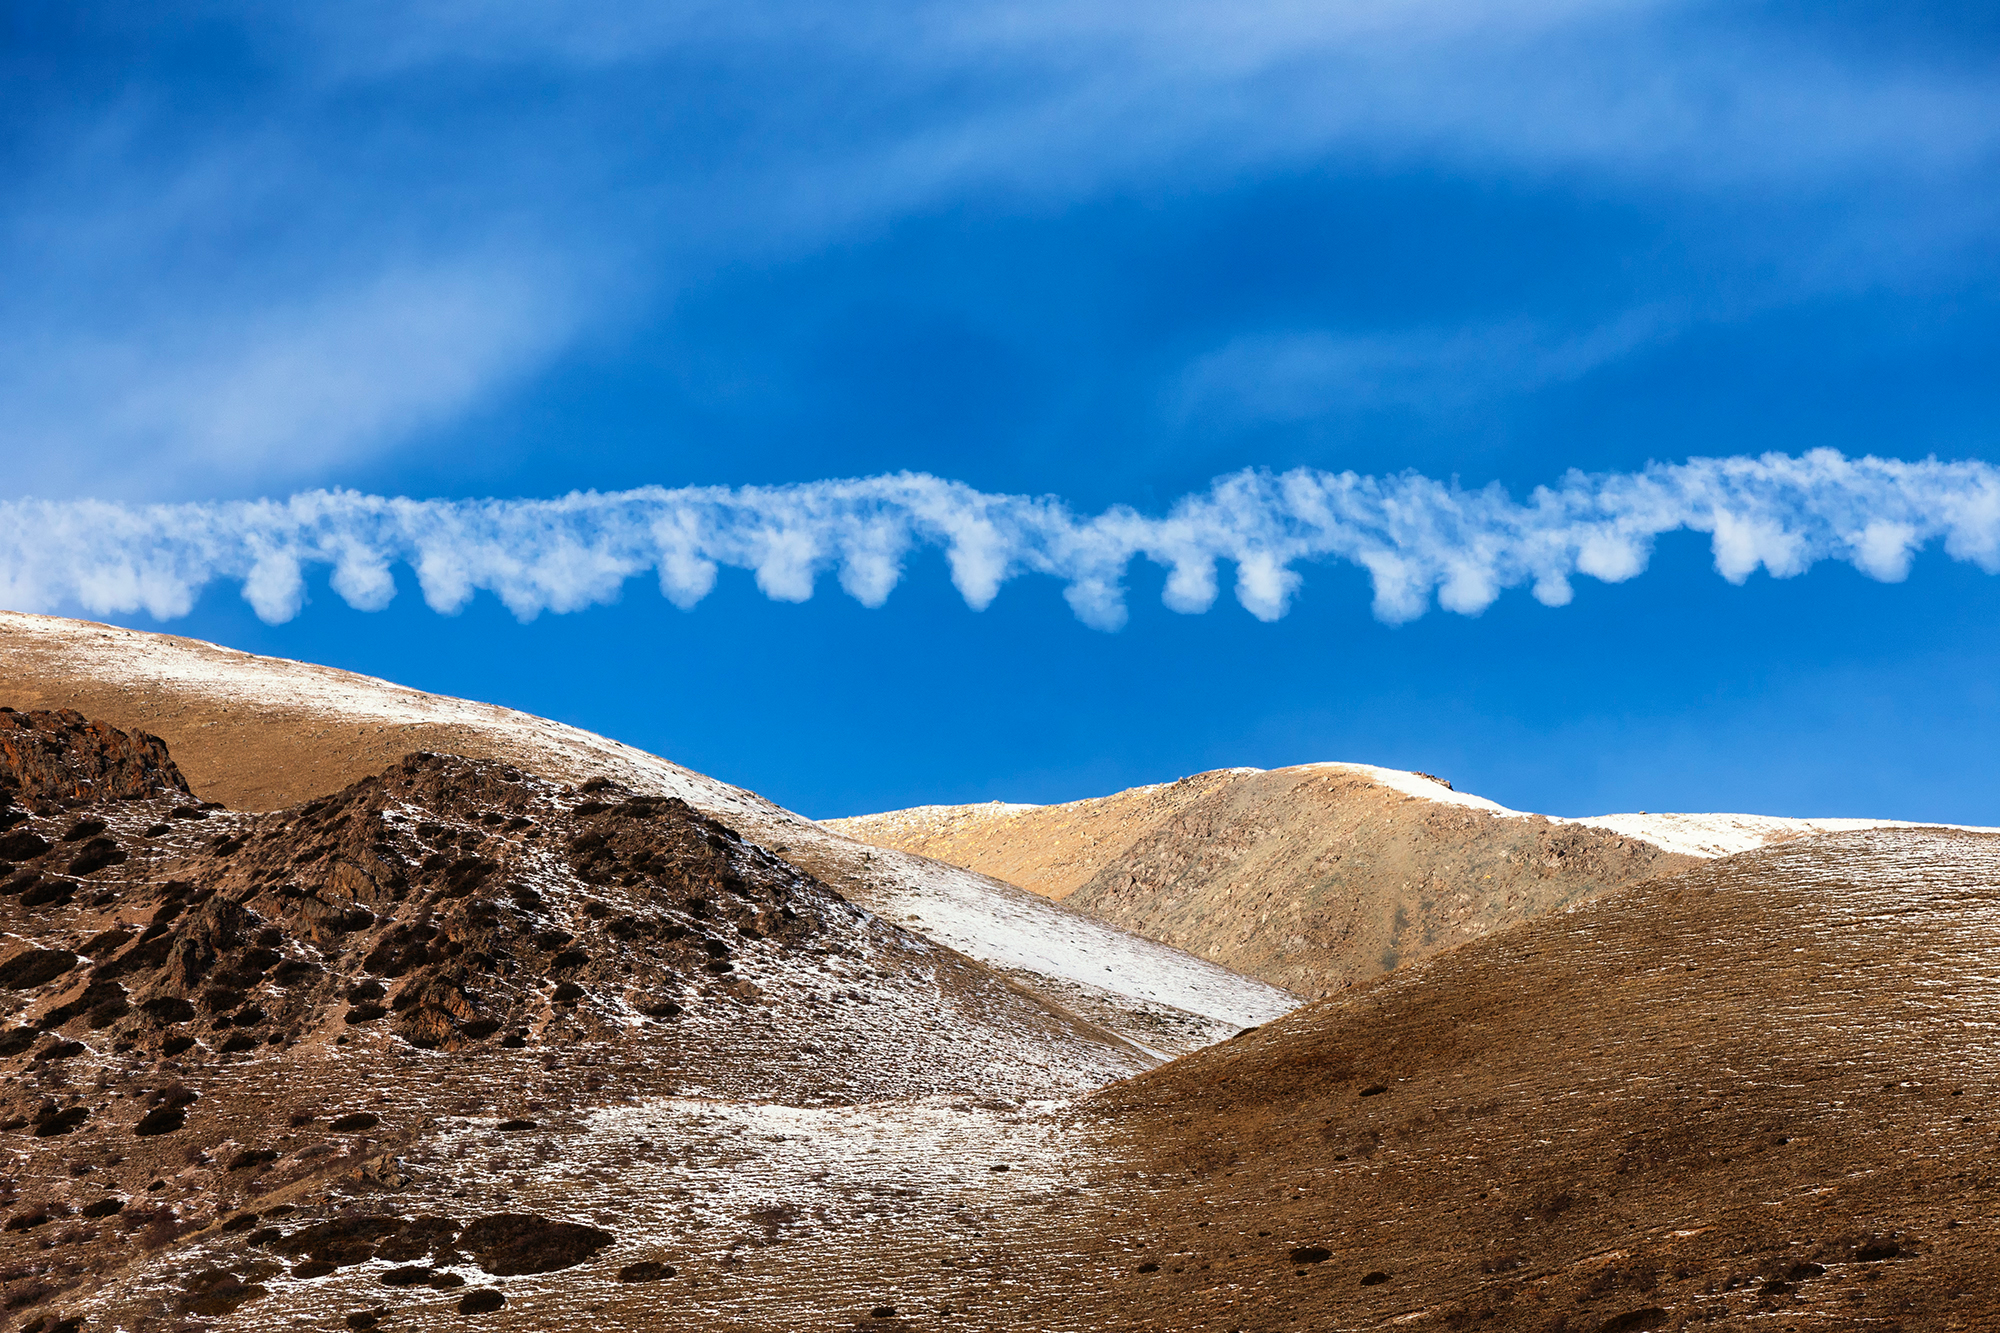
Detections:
0,707,194,808
0,718,1149,1330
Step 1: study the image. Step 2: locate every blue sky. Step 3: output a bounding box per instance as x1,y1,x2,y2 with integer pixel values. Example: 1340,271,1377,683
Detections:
5,1,1999,821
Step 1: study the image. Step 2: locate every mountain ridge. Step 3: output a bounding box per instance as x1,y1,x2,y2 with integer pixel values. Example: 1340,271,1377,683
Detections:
0,611,1294,1055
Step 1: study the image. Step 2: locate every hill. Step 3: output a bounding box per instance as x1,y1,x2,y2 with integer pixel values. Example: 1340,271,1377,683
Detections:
828,762,1983,996
0,611,1295,1055
1035,824,2000,1330
31,767,1993,1330
0,709,1151,1327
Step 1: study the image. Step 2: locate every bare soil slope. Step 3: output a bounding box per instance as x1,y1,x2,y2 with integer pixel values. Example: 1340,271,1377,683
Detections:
833,765,1697,997
35,808,1997,1332
1042,826,2000,1332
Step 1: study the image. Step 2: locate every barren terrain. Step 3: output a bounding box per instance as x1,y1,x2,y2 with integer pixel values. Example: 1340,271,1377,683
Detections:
831,763,1992,998
2,615,1994,1331
830,767,1699,996
0,613,1292,1057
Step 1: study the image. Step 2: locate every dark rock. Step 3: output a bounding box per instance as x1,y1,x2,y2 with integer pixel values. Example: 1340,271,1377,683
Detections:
496,1119,537,1131
374,1214,460,1262
66,837,126,876
458,1288,507,1314
272,959,321,985
0,949,77,991
33,1107,89,1137
1290,1246,1332,1264
275,1214,408,1266
1360,1270,1390,1286
617,1260,676,1281
133,1107,187,1136
180,1280,268,1316
83,929,136,958
18,880,73,909
330,1112,381,1133
461,1212,615,1275
80,1197,125,1218
0,830,50,861
0,710,194,804
1596,1309,1668,1333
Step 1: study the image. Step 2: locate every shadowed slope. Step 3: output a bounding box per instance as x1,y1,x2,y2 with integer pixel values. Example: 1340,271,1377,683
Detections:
1038,827,2000,1330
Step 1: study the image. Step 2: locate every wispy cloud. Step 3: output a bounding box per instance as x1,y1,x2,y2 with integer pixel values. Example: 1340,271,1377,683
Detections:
0,259,577,498
5,452,1995,630
7,4,1998,495
1174,309,1673,425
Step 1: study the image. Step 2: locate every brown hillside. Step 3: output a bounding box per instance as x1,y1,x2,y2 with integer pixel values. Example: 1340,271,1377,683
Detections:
831,765,1698,997
1035,826,2000,1331
0,722,1148,1329
0,611,1294,1060
0,673,1988,1327
1,615,586,813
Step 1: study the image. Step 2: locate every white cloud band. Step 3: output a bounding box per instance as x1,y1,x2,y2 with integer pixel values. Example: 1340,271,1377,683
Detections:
4,450,1996,630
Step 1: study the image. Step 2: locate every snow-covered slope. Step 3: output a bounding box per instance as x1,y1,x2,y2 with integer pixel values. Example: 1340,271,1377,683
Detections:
1309,762,1998,855
0,611,1294,1049
841,755,1997,864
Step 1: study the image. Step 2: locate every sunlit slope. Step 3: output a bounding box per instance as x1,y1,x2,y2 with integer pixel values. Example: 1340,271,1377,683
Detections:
832,762,1996,998
0,611,1295,1049
831,764,1699,995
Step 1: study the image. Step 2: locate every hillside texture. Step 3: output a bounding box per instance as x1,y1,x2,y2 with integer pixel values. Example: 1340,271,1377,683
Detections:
0,714,1148,1328
0,612,1294,1058
831,765,1698,996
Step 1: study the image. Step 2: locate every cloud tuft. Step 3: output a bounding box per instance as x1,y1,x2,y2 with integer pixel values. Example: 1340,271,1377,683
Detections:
3,452,1996,630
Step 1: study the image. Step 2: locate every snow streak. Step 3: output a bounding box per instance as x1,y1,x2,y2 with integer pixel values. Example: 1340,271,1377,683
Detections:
4,451,1997,629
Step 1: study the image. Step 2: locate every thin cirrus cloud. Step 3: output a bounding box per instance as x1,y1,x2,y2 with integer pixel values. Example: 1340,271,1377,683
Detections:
0,259,577,499
3,451,1994,632
5,4,1998,498
1173,309,1676,426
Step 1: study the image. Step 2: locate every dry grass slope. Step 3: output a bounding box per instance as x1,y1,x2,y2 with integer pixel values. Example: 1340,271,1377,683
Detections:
833,765,1697,997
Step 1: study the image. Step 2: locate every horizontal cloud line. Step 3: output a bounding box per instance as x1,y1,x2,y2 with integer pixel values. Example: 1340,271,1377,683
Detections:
3,451,1997,630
